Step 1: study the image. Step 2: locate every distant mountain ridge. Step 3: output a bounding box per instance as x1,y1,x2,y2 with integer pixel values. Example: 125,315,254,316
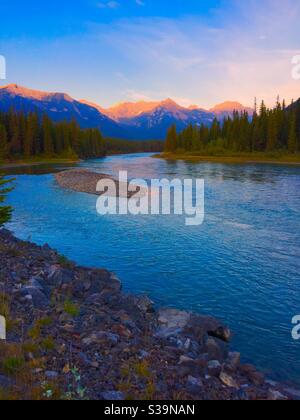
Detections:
0,84,254,140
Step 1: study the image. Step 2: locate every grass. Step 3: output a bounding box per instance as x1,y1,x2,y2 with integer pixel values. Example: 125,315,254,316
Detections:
0,156,79,169
57,254,74,269
63,300,80,318
156,152,300,165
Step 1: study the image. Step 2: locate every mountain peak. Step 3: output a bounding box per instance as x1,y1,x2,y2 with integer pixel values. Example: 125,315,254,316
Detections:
0,83,73,102
210,101,252,113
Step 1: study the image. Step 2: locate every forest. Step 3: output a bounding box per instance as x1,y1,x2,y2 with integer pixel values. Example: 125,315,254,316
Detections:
165,99,300,156
0,109,163,162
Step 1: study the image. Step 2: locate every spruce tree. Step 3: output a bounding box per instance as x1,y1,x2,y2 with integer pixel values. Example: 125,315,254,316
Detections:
288,112,298,153
0,176,13,227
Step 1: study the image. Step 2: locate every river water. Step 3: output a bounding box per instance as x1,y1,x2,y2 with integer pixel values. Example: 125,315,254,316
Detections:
4,153,300,384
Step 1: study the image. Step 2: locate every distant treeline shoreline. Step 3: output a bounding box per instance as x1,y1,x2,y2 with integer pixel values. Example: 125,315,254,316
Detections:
164,99,300,157
0,108,164,162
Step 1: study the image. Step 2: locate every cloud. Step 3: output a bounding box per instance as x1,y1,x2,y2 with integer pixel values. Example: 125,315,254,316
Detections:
97,1,120,9
92,0,300,107
135,0,145,6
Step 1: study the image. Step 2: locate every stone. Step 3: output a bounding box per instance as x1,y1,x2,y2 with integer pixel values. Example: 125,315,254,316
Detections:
283,387,300,400
179,355,195,365
100,391,125,401
219,371,239,389
20,287,50,309
45,371,59,379
186,375,203,394
47,265,74,286
0,375,13,389
82,332,119,347
208,360,221,369
227,352,241,370
134,296,154,314
158,309,191,330
268,389,288,401
240,365,265,386
188,314,231,343
204,337,227,362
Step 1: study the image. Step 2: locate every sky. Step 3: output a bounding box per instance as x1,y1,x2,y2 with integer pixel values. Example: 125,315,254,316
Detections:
0,0,300,109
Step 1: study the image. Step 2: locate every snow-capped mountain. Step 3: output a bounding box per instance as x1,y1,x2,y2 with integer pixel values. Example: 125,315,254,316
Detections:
114,99,215,140
0,84,253,140
0,84,124,138
209,101,254,120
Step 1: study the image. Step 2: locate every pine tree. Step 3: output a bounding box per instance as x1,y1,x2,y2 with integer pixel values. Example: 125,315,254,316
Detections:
0,176,13,227
288,112,298,153
165,125,177,152
0,123,8,160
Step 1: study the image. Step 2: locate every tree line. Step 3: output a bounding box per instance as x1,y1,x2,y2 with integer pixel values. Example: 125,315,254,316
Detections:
165,99,300,155
0,109,106,160
0,109,163,162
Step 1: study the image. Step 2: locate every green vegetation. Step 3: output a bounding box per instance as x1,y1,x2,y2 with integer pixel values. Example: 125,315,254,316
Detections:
63,300,80,318
0,175,13,226
164,98,300,161
0,109,106,161
106,137,164,155
0,109,163,165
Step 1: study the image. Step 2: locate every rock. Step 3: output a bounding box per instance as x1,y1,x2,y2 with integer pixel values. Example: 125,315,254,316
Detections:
82,332,120,347
134,296,154,314
186,376,203,394
240,364,264,386
47,265,74,286
187,314,232,343
158,309,191,330
204,337,227,362
20,287,50,309
208,360,222,376
100,391,125,401
283,387,300,400
45,371,59,379
227,352,241,370
179,355,196,365
0,375,13,389
268,389,288,400
219,371,239,389
155,327,183,340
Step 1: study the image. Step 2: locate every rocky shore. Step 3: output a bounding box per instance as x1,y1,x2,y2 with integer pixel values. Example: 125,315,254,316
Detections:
0,228,298,400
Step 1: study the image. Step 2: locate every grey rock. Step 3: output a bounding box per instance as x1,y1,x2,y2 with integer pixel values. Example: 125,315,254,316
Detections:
158,308,191,329
47,265,74,286
227,352,241,370
268,389,288,400
187,375,203,394
208,360,222,370
0,375,14,389
20,287,50,309
101,391,125,401
219,371,239,389
45,371,59,379
134,296,154,313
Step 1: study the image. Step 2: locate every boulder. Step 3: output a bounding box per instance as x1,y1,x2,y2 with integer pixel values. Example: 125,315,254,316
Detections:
47,265,74,286
158,309,191,329
219,371,239,389
100,391,125,401
20,286,50,309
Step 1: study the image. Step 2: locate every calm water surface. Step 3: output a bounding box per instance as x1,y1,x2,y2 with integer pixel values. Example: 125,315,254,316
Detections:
4,153,300,384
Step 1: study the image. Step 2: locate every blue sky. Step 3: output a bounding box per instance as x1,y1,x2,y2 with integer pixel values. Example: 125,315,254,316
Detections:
1,0,300,108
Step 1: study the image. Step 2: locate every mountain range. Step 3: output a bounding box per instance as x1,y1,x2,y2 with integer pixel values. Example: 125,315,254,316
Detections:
0,84,254,140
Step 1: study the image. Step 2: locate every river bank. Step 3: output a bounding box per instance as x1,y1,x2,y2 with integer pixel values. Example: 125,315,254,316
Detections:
0,228,299,400
155,153,300,165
